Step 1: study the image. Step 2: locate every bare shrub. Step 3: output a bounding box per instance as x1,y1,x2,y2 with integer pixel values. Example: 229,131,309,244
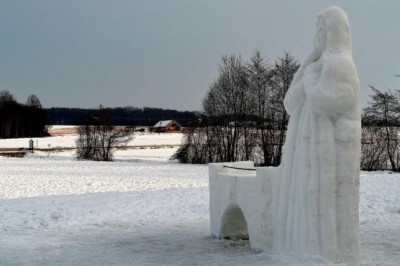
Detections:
76,106,133,161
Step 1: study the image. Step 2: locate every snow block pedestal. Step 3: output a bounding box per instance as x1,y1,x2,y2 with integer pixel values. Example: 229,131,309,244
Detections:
209,159,361,264
209,162,275,251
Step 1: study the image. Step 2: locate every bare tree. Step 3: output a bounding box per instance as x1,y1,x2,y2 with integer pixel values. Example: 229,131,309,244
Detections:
24,94,48,137
26,94,43,108
0,90,18,138
202,55,254,162
247,51,299,166
269,52,299,165
177,52,299,165
247,51,275,165
363,86,400,171
76,106,133,161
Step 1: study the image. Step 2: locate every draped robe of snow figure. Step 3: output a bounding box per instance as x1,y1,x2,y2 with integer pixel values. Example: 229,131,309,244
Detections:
271,6,361,265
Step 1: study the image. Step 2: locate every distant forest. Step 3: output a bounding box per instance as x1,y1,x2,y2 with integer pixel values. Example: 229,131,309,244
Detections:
46,107,199,127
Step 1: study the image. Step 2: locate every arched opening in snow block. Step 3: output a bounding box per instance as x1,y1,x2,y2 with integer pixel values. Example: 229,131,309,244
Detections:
220,204,249,240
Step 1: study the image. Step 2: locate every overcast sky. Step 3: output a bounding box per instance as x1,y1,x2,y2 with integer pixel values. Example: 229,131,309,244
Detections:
0,0,399,111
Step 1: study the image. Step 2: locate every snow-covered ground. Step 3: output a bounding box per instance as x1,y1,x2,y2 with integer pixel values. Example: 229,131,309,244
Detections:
1,134,400,265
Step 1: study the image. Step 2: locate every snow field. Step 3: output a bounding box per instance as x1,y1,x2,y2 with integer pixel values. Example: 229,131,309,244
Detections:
0,151,202,199
360,172,400,226
0,131,183,149
0,143,399,265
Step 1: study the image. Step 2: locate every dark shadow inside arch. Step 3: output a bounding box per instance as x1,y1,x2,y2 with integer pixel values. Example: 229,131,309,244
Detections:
220,204,249,240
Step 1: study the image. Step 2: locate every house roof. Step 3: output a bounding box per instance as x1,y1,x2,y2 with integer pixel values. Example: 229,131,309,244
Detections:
153,120,180,128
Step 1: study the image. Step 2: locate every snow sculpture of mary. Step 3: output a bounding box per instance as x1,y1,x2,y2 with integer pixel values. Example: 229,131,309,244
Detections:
271,6,361,265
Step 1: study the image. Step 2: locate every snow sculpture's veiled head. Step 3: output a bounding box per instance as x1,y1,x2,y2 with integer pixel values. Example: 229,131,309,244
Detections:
315,6,352,56
284,6,358,116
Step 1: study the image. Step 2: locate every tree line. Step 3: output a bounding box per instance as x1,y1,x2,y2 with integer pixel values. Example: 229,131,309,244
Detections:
0,90,48,138
46,107,198,127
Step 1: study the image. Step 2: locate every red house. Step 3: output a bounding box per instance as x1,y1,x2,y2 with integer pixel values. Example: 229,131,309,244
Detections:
152,120,182,133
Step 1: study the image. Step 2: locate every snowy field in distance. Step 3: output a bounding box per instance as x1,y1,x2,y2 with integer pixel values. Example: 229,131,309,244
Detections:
0,126,183,149
0,133,400,265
